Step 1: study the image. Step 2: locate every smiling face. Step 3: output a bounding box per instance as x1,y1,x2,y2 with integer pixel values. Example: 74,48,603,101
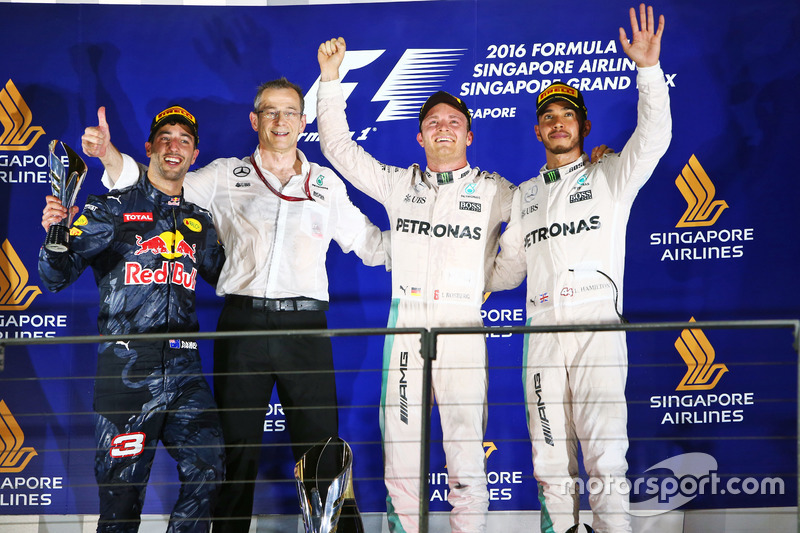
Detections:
416,103,473,172
250,87,307,154
534,100,591,160
145,122,199,192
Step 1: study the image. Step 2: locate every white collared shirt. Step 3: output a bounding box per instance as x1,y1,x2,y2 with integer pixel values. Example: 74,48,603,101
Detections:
105,148,387,300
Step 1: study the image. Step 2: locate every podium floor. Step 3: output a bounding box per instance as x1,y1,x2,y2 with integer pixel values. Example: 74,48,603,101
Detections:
2,508,795,532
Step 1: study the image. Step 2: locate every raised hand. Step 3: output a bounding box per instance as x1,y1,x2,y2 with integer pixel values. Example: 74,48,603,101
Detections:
81,106,111,158
619,4,665,68
318,37,346,81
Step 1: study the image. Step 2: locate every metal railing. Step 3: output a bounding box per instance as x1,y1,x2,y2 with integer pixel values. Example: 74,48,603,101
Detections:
1,318,798,532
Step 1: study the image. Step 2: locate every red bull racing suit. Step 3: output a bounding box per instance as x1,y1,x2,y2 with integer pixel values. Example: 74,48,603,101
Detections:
489,64,672,533
39,167,226,533
317,78,516,533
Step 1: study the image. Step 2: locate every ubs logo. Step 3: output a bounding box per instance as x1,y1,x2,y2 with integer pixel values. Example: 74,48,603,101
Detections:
403,194,426,204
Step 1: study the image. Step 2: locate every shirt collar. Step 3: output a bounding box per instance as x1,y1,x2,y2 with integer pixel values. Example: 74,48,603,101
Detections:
251,147,310,186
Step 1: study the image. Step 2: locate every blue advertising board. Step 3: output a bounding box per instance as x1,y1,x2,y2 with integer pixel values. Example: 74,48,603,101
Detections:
0,0,798,522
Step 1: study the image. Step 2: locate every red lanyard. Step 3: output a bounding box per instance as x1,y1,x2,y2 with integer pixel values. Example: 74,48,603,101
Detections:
251,152,313,202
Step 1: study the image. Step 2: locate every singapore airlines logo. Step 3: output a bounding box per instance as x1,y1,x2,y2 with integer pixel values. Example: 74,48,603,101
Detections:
304,48,466,124
0,400,38,473
675,317,728,391
675,155,728,227
0,79,46,151
0,239,42,311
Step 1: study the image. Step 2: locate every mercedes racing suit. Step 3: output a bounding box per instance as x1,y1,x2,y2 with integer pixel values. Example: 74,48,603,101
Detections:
318,78,516,533
489,64,671,533
39,168,225,533
106,148,387,533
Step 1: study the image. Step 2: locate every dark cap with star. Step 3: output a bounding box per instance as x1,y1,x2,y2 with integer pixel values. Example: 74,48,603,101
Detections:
418,91,471,131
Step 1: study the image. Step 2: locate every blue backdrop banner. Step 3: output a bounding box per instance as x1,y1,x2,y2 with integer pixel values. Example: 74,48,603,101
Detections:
0,0,797,518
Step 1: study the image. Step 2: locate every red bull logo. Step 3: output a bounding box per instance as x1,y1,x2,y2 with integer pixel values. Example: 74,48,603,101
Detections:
175,240,196,262
135,235,169,255
134,231,196,263
124,261,197,290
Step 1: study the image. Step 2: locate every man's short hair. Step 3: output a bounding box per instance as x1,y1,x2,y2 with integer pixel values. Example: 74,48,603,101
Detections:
254,78,305,114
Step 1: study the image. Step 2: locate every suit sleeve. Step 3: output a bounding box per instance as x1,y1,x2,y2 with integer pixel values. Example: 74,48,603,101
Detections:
197,214,225,287
102,153,141,191
329,173,389,269
486,187,527,292
604,63,672,202
38,197,115,292
317,79,403,203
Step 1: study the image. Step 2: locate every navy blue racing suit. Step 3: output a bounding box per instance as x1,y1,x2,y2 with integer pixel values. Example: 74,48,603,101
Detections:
39,168,225,533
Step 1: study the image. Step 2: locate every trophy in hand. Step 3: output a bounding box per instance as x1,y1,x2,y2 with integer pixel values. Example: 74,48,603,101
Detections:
295,437,364,533
45,139,87,252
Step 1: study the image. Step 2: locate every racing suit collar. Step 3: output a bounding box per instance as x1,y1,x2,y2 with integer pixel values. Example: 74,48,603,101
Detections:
423,164,472,188
538,153,589,184
140,173,184,208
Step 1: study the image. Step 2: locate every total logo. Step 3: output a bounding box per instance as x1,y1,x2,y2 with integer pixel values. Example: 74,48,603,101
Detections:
649,155,754,261
429,442,523,503
649,318,755,425
0,399,63,507
300,47,467,142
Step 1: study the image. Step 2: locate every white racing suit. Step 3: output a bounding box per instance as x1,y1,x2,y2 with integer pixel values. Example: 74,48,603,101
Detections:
489,64,671,533
318,79,516,533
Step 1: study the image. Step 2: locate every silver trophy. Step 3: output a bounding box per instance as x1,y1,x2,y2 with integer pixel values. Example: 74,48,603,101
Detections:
295,437,364,533
45,139,87,252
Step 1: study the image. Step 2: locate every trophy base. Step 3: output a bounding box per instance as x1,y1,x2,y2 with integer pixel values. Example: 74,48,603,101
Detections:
337,498,364,533
44,224,69,253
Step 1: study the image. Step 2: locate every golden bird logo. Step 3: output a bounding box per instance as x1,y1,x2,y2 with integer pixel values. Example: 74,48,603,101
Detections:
675,155,728,227
0,79,45,151
0,239,42,311
675,317,728,391
0,400,38,473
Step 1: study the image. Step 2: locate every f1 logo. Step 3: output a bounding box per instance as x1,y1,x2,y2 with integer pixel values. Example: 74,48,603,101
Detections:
304,50,386,124
304,48,466,124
